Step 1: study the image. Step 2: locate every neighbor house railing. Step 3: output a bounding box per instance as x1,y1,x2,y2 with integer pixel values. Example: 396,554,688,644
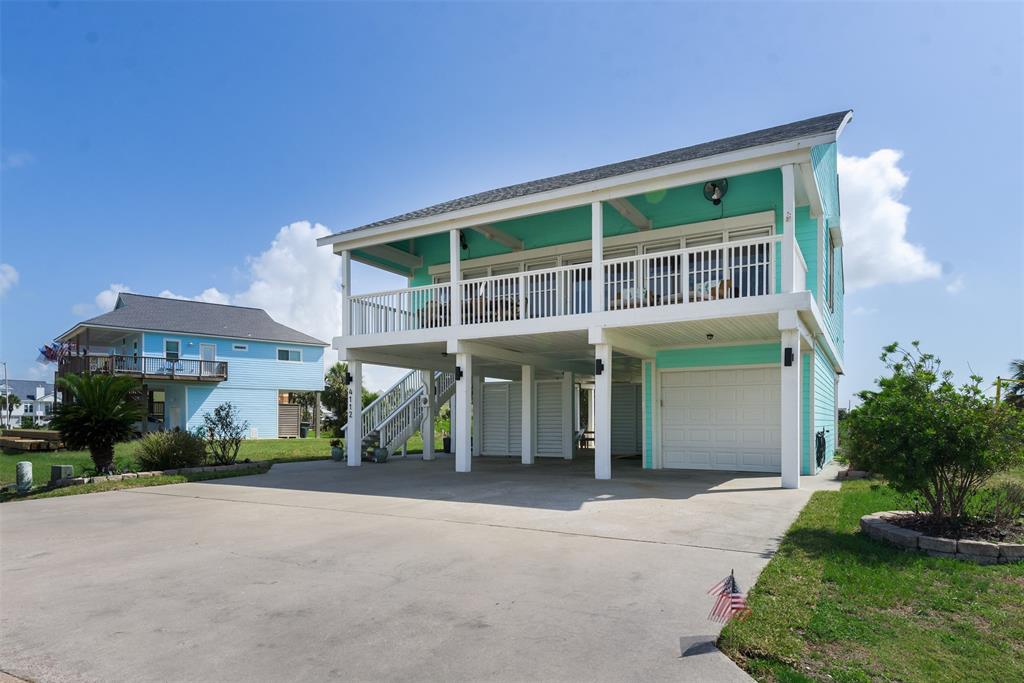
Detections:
345,234,787,335
57,354,228,381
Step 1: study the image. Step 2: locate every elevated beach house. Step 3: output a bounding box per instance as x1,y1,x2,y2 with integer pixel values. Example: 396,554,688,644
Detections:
320,111,849,488
55,294,327,438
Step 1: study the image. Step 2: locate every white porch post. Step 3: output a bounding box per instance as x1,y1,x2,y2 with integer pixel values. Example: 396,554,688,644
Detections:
591,202,604,313
450,230,462,328
521,365,535,465
421,370,435,461
454,352,473,472
561,372,574,459
594,344,612,480
780,328,801,489
339,250,351,337
346,360,363,467
472,375,484,457
781,164,797,293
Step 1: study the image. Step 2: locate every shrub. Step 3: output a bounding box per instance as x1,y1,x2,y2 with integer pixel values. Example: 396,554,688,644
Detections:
969,482,1024,529
135,430,207,471
202,402,248,465
50,373,144,473
846,342,1024,525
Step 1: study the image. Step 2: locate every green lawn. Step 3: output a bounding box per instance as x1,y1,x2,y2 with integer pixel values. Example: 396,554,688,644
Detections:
719,476,1024,682
1,432,443,486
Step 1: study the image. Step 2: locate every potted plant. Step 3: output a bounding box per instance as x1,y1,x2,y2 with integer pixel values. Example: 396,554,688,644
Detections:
330,438,343,461
442,432,452,453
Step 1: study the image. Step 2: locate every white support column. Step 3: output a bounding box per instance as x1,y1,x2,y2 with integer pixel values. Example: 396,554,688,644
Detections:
346,360,363,467
449,394,457,454
472,375,484,457
521,365,535,465
454,353,472,472
421,370,435,461
561,372,574,459
339,250,351,337
781,164,797,293
591,202,604,313
780,328,801,489
450,229,462,328
594,344,612,480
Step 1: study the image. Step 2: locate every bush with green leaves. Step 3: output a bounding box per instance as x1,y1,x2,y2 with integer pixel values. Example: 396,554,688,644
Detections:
135,430,208,471
201,402,249,465
50,373,143,473
846,342,1024,525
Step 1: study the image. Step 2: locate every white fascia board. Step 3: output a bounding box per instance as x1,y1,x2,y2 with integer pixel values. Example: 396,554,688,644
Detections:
61,323,329,347
798,162,824,218
317,139,829,251
587,328,656,359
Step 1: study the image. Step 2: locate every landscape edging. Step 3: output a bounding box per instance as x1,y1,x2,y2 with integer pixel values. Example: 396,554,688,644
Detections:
49,462,267,489
860,511,1022,564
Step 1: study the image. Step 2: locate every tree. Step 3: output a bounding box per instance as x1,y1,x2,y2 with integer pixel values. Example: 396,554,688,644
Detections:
1,393,20,427
50,373,143,473
846,342,1024,526
322,362,349,427
202,402,249,465
1005,359,1024,409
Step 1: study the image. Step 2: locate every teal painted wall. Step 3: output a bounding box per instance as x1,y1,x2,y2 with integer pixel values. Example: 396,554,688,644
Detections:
801,352,812,475
656,343,779,369
643,360,654,469
812,142,844,358
400,168,821,288
140,333,324,439
795,207,818,297
813,343,837,470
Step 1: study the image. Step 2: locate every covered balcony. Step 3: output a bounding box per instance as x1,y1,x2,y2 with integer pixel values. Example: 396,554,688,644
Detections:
57,354,228,382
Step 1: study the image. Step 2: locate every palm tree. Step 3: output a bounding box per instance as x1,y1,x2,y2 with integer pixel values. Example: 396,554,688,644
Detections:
50,373,143,473
0,393,20,427
1006,359,1024,409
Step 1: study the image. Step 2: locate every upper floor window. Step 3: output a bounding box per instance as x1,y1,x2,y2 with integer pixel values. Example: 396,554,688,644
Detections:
164,340,180,361
277,349,301,362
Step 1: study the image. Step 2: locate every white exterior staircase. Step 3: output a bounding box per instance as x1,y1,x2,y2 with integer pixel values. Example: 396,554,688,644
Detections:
343,368,455,459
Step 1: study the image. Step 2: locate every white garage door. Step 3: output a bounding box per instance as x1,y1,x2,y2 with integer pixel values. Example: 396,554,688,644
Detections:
660,367,780,472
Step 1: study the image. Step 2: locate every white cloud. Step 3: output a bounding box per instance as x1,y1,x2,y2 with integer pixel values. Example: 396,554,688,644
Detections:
72,283,132,316
158,287,231,304
945,274,965,294
838,149,941,291
0,263,19,297
24,362,52,381
850,305,877,316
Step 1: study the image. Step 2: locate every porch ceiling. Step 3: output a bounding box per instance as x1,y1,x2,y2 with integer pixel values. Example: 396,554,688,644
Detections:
611,313,781,349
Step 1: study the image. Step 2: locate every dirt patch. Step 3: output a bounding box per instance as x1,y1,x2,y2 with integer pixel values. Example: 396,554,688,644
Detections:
891,513,1024,543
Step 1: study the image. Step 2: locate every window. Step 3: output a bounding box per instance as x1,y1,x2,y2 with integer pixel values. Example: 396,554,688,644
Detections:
149,390,165,426
232,344,248,352
24,404,33,414
277,349,301,362
164,340,180,361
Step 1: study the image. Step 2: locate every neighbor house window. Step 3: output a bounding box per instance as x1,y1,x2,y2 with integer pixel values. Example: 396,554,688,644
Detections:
277,349,301,362
232,344,248,352
164,340,180,361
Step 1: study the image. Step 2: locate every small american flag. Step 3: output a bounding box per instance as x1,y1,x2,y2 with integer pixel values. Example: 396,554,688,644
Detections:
707,570,750,622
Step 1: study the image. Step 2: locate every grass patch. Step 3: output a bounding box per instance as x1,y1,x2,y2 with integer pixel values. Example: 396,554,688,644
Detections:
0,464,271,502
719,475,1024,682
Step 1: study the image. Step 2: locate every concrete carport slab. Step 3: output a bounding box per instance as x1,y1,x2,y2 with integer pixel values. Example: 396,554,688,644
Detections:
1,457,839,682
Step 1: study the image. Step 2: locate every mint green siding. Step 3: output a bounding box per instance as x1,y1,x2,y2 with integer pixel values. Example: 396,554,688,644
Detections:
801,352,812,475
813,344,837,470
642,360,654,468
810,143,840,220
795,206,818,296
812,142,844,358
656,343,779,369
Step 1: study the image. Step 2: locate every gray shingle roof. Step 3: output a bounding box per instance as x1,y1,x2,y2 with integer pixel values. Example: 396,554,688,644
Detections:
332,110,851,238
2,380,54,401
73,294,327,346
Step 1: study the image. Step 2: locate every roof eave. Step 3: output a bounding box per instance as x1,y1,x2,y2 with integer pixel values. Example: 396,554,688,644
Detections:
317,128,843,252
55,322,328,347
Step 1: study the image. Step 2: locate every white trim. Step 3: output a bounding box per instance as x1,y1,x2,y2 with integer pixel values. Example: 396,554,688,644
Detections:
652,338,778,352
57,323,328,348
657,362,778,373
427,210,776,276
276,348,303,363
163,338,181,360
317,137,835,250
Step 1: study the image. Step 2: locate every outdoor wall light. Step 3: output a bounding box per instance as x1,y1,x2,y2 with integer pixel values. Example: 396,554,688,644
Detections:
595,358,605,376
703,179,729,205
459,230,468,250
455,366,464,380
706,333,714,341
784,347,794,367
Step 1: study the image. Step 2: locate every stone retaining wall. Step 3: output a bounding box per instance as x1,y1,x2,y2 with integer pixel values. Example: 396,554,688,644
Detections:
860,511,1023,564
50,463,266,488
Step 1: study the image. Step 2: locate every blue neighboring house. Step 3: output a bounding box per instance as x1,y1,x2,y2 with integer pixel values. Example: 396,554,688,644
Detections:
55,293,327,438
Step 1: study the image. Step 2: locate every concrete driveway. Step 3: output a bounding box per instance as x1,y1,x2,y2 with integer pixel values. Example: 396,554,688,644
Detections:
1,456,836,682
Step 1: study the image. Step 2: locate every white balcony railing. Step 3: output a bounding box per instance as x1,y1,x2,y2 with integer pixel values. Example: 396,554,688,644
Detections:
603,235,778,311
346,234,784,336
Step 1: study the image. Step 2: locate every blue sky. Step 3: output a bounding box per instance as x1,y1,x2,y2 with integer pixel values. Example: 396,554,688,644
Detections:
1,1,1021,402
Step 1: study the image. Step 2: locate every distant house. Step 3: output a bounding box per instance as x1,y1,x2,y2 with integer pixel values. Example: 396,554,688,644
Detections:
55,293,327,438
1,380,55,427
